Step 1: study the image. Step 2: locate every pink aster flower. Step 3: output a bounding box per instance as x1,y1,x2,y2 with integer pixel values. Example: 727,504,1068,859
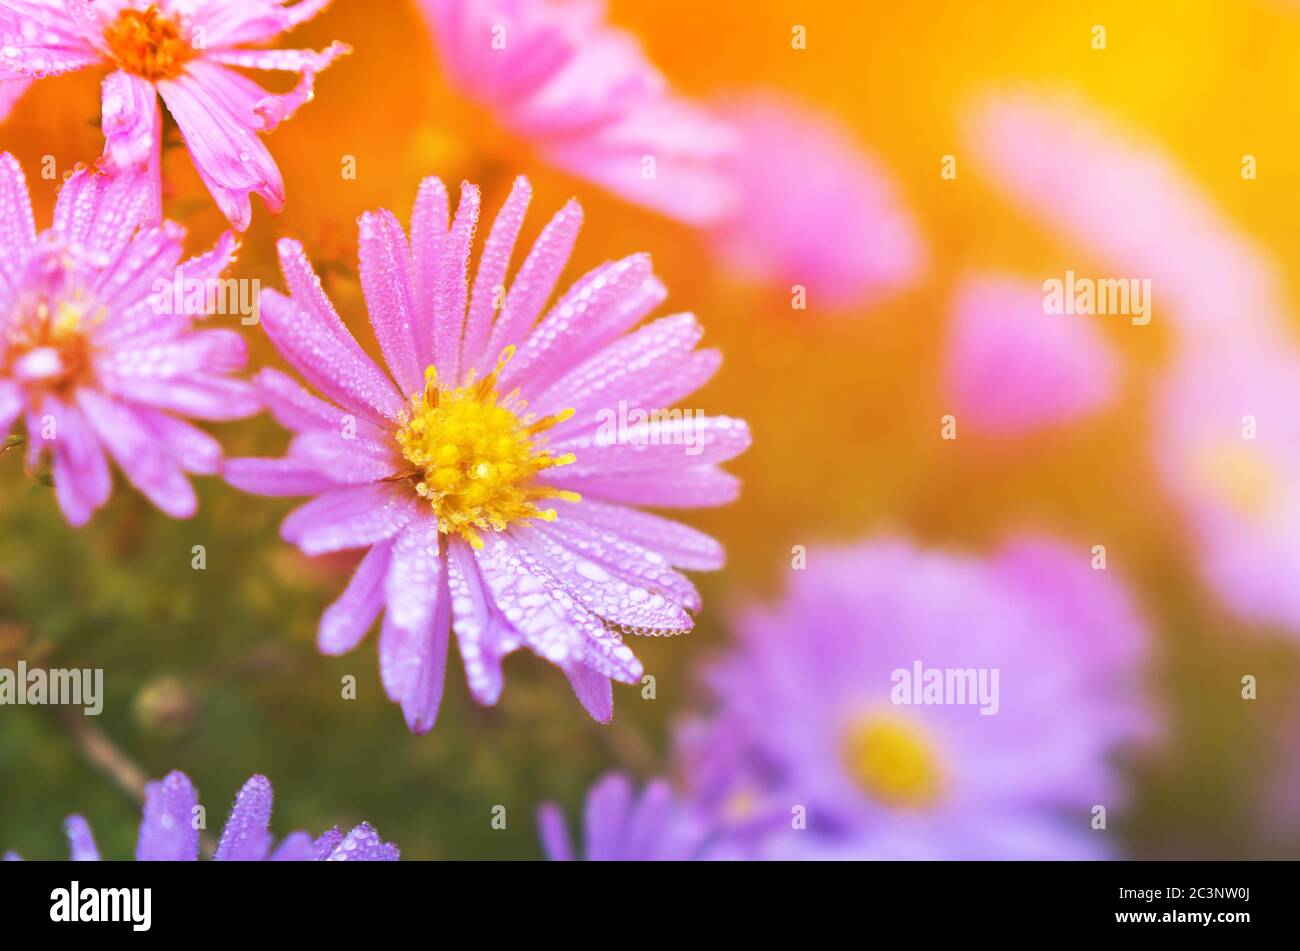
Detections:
965,89,1285,346
225,174,749,732
0,0,349,231
537,772,716,861
945,272,1120,435
413,0,737,226
1153,340,1300,636
683,536,1151,859
708,93,924,312
0,154,258,525
3,771,399,860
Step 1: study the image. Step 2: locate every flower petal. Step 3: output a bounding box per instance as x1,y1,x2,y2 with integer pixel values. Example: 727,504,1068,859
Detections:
258,287,405,423
358,208,423,395
77,389,197,518
157,64,285,231
224,456,341,497
214,775,274,862
280,482,419,555
319,540,393,655
136,771,200,861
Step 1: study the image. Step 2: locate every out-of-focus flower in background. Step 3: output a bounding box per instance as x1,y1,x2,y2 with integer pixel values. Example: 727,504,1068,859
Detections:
707,93,924,312
536,771,716,860
1153,342,1300,637
678,537,1153,859
944,272,1120,435
0,155,256,525
3,770,399,860
225,173,749,733
414,0,737,226
964,89,1286,347
0,0,348,230
414,0,920,313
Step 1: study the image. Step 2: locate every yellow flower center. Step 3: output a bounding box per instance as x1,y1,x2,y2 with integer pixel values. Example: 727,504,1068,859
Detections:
3,296,98,395
1194,441,1278,518
395,346,579,548
843,715,945,810
102,5,194,82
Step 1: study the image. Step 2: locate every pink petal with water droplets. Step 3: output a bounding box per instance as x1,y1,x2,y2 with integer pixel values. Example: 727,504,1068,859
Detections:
280,482,420,555
258,287,405,424
358,208,423,396
319,540,393,655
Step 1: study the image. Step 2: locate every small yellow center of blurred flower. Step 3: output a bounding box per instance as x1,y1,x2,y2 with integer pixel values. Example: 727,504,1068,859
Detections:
3,296,98,394
395,346,579,549
1195,442,1278,518
103,5,194,82
843,715,944,810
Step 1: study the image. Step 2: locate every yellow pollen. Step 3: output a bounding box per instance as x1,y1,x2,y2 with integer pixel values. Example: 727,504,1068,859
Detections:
102,5,194,82
843,715,944,810
394,347,578,547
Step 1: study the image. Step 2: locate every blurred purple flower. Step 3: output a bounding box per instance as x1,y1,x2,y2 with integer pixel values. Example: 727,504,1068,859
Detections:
0,154,258,525
225,174,748,732
945,272,1119,435
415,0,736,226
4,771,399,861
683,537,1152,859
708,93,924,312
964,89,1285,346
1153,341,1300,635
0,0,348,230
537,772,717,860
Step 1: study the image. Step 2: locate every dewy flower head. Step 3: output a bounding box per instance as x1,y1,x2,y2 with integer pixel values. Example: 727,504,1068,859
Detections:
226,173,749,732
0,0,349,231
682,537,1153,860
0,154,258,525
3,771,399,860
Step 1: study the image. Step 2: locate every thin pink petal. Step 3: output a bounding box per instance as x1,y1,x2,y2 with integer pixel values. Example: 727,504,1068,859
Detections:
319,540,393,655
76,389,196,518
280,483,420,555
157,64,285,231
258,287,405,423
357,209,423,396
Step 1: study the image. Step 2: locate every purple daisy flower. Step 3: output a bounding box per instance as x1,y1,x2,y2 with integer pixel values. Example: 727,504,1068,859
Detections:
0,154,258,525
4,771,399,860
225,174,749,732
681,537,1152,860
536,772,717,861
0,0,348,231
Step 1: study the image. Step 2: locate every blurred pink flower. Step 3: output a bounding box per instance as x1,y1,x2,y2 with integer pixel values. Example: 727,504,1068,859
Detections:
415,0,736,226
709,93,924,311
0,0,348,231
226,174,749,733
1153,341,1300,635
0,154,257,525
684,536,1152,859
965,90,1284,345
945,272,1119,435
